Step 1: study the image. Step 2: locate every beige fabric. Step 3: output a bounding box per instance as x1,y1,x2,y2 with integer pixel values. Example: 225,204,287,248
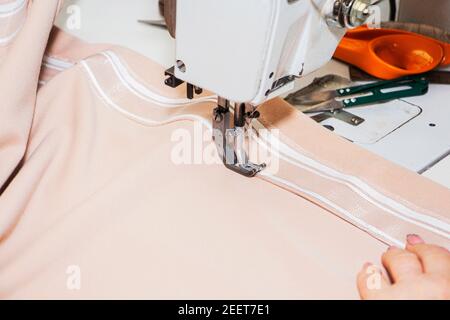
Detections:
0,0,449,299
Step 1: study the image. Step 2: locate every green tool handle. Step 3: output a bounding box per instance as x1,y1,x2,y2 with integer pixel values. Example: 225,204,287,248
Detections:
337,76,430,108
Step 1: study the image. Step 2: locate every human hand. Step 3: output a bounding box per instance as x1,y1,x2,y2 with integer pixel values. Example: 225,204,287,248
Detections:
357,234,450,300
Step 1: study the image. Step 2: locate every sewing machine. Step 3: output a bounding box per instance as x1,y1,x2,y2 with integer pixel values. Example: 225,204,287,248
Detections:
160,0,372,177
56,0,450,189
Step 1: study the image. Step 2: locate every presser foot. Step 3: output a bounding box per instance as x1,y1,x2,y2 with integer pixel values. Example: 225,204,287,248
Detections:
224,162,267,178
213,99,266,178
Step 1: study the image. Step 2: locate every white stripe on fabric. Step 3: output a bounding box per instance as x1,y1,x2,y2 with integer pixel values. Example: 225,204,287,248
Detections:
0,0,26,17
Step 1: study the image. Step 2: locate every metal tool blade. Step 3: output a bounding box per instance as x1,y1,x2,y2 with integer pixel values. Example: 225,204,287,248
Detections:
285,75,351,106
296,99,344,113
137,19,168,29
288,90,339,106
312,110,365,126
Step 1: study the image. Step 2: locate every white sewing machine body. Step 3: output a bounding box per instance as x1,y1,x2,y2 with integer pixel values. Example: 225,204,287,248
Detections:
170,0,354,176
174,0,345,105
163,0,372,176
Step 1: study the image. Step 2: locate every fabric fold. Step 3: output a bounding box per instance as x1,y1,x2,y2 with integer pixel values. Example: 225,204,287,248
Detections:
0,0,59,193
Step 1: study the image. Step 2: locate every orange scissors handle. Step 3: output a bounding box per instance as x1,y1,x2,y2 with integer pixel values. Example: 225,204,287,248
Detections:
334,37,395,78
335,27,449,79
442,43,450,66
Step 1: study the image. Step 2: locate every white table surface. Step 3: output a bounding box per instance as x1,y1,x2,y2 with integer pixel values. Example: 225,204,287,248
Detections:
55,0,450,189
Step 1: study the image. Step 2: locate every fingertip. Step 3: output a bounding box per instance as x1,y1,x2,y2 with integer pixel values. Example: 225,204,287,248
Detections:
356,267,369,298
382,246,401,261
407,234,425,246
357,262,372,282
361,262,372,270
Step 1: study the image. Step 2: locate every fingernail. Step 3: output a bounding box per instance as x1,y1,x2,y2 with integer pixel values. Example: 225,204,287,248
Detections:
407,234,424,245
387,245,397,251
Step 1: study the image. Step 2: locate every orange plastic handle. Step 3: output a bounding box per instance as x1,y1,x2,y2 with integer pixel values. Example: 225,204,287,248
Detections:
334,37,417,79
335,28,448,79
343,26,450,67
442,43,450,66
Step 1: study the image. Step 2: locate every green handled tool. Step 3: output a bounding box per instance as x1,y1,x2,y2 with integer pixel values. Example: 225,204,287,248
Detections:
294,76,429,113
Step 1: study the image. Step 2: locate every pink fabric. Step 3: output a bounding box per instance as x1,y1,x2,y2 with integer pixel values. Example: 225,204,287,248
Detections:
0,0,449,299
0,0,59,191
